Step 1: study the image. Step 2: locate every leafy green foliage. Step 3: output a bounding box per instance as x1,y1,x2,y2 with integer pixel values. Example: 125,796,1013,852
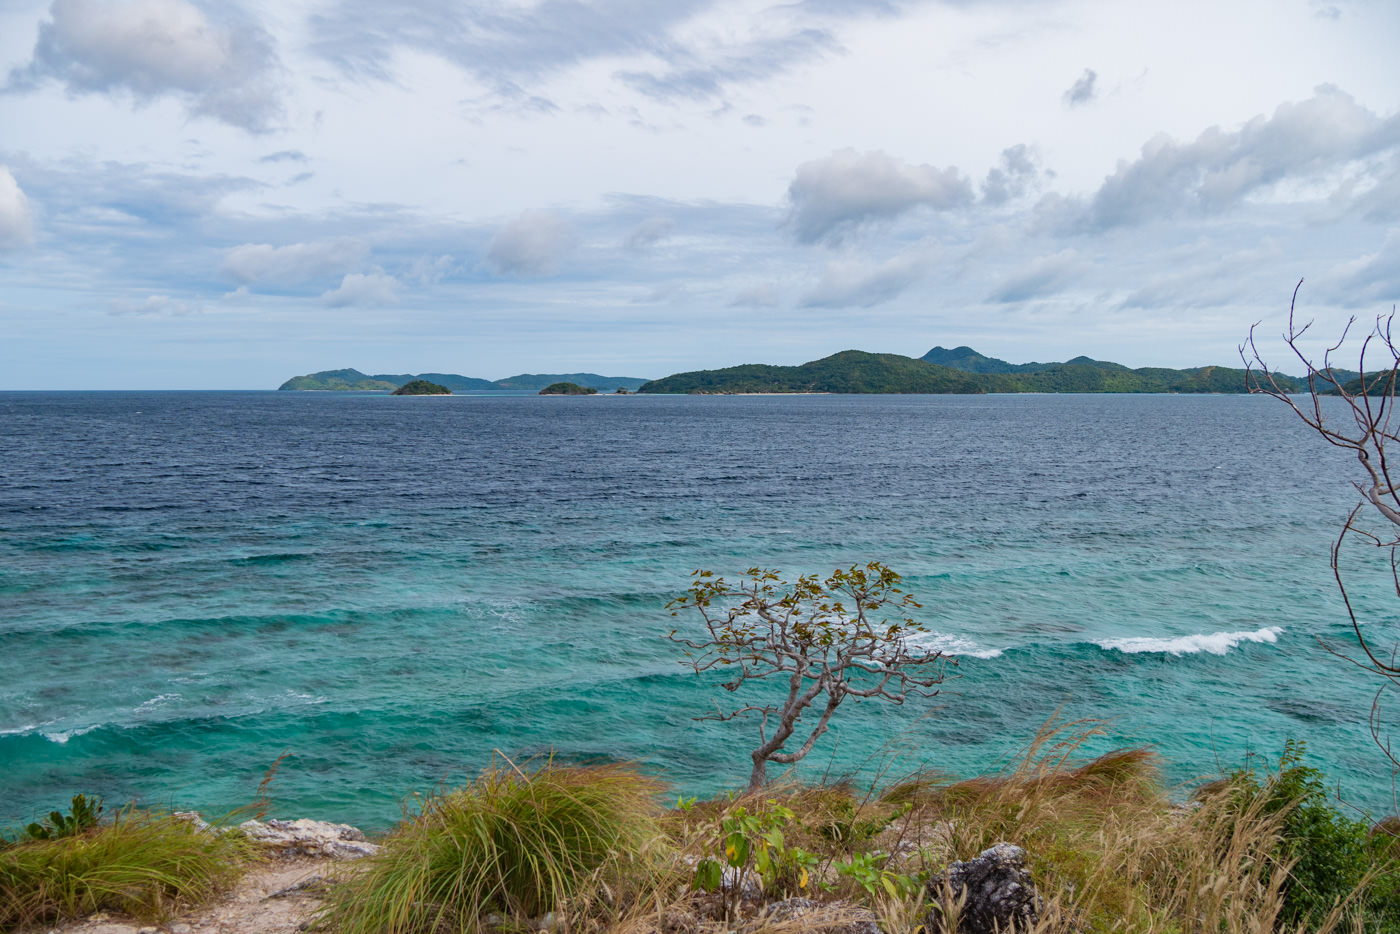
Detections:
319,762,666,934
832,850,921,902
692,802,821,919
1229,740,1400,930
22,794,103,841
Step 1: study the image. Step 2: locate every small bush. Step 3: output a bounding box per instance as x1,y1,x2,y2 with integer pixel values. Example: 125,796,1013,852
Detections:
320,761,669,934
1229,740,1400,930
0,808,251,929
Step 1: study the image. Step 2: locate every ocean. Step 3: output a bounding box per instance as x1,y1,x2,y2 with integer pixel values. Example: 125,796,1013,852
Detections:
0,390,1393,830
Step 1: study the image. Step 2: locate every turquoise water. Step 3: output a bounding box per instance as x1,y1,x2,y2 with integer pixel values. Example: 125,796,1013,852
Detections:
0,391,1394,830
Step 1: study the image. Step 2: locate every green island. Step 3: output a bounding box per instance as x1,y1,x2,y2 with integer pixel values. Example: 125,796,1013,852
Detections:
637,346,1323,394
391,379,452,395
539,381,597,395
278,369,650,392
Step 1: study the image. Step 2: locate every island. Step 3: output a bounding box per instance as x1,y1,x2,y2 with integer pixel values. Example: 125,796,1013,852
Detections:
539,382,597,395
278,369,650,392
636,347,1319,395
392,379,452,395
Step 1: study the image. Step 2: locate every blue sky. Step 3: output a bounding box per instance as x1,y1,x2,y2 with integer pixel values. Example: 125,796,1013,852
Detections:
1,0,1398,388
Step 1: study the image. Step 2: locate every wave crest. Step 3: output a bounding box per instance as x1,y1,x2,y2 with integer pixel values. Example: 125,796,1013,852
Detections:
1096,626,1282,656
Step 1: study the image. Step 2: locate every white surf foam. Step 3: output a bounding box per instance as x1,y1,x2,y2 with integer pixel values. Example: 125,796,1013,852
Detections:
1096,626,1283,657
908,631,1004,659
40,724,102,744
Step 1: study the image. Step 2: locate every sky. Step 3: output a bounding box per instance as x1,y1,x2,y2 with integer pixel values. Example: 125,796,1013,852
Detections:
1,0,1399,388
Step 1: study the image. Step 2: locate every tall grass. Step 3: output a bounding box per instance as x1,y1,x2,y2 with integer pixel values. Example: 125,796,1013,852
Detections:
0,808,252,930
882,719,1387,934
320,760,670,934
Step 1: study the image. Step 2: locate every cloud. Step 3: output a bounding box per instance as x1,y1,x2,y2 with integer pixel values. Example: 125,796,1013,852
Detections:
486,210,575,276
1063,68,1096,107
258,150,306,164
625,216,674,250
616,28,836,102
408,253,454,285
108,293,199,315
219,239,370,286
981,144,1043,205
1086,85,1400,230
310,0,707,87
0,167,35,249
730,282,781,307
800,248,930,307
7,0,283,132
320,270,399,307
787,149,974,243
986,249,1083,303
1329,230,1400,306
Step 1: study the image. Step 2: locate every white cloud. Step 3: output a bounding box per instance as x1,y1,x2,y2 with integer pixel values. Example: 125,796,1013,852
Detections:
108,293,199,315
219,239,370,287
987,249,1085,303
787,149,974,244
1328,230,1400,307
0,167,34,249
8,0,283,132
1086,85,1400,229
800,247,931,308
320,270,398,307
730,282,781,308
486,211,575,276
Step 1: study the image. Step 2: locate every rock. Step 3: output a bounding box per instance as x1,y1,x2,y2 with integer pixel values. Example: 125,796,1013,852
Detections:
925,842,1041,934
760,897,881,934
238,818,380,859
173,811,210,833
719,866,760,899
266,875,328,899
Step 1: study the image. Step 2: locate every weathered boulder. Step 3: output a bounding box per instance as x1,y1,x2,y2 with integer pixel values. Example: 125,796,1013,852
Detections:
926,842,1040,934
237,818,380,859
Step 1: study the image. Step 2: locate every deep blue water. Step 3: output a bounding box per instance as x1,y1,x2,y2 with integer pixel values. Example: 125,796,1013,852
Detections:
1,391,1394,830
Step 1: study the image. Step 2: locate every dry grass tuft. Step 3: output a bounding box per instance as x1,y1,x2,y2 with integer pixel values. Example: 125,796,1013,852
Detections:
319,761,672,934
0,808,253,929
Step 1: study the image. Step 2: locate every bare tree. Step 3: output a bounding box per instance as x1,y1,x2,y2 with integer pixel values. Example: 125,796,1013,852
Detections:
1242,279,1400,770
668,562,950,792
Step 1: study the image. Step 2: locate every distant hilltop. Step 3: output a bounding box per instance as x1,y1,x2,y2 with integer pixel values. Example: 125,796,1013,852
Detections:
635,346,1336,394
282,347,1341,396
279,369,651,392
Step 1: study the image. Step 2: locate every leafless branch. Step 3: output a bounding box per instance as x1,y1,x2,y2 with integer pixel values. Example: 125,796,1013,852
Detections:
1243,283,1400,771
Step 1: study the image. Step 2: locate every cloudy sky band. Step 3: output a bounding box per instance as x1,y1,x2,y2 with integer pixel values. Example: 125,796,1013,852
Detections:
1,0,1398,388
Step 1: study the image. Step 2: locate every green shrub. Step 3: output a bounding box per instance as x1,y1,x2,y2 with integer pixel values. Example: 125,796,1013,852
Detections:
320,761,668,934
1230,740,1400,930
0,808,251,929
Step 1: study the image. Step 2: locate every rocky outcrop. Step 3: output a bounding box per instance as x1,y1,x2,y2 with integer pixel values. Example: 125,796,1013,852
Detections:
174,813,380,860
238,818,380,859
926,842,1041,934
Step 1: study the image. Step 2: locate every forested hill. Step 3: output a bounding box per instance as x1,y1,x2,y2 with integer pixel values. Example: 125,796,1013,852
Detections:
637,349,1306,394
279,369,650,391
